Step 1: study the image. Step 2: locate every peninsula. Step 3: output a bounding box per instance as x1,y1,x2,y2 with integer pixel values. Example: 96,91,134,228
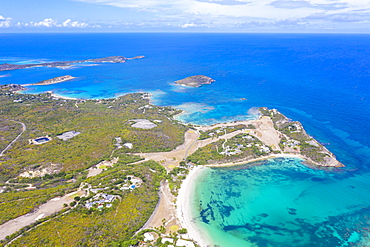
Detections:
22,75,75,86
175,75,215,87
0,56,144,71
0,85,343,247
186,107,343,168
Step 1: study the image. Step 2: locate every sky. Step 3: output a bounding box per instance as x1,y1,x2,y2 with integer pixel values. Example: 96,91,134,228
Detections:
1,0,370,32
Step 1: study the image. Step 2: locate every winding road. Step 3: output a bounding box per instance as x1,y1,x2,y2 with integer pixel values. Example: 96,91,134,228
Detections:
0,120,26,157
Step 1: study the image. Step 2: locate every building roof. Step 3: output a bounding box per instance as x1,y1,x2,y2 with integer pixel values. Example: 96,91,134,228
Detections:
57,131,81,141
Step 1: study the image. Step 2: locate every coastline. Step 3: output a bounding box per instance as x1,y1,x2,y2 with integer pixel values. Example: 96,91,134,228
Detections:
50,92,80,101
0,33,367,246
6,86,344,245
176,165,212,247
175,154,307,246
22,75,76,87
205,153,304,168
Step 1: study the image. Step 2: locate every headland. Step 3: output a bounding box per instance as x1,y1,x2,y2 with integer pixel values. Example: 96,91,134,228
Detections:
135,105,343,246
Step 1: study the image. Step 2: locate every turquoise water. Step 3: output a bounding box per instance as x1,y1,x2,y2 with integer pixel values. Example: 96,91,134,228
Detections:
191,158,370,247
1,33,370,246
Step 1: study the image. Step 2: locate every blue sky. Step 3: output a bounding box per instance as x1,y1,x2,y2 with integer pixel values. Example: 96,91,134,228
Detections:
1,0,370,32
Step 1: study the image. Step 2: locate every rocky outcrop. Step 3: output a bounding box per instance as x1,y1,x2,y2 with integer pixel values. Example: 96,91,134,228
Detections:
175,75,215,88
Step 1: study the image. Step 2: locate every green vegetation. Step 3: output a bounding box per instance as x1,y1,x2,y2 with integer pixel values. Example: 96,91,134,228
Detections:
259,107,332,164
0,120,23,151
0,87,190,244
6,169,86,191
188,133,271,165
4,161,166,246
198,124,246,140
168,163,189,196
112,150,144,165
0,89,187,181
0,183,78,225
187,140,224,165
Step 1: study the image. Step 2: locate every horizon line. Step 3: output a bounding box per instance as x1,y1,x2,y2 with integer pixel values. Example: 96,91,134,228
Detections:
2,31,370,35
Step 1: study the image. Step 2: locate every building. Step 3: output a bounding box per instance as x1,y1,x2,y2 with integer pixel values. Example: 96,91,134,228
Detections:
31,136,52,145
123,143,133,149
56,131,81,141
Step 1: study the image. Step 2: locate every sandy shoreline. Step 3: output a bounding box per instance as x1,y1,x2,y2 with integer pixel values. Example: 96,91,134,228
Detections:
50,93,80,101
176,165,212,247
8,88,342,245
176,153,308,247
205,153,305,168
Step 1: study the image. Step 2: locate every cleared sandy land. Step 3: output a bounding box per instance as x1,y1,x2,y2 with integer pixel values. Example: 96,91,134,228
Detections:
139,117,282,171
0,192,78,240
142,181,176,230
141,115,341,244
139,117,285,236
1,115,339,243
138,129,200,170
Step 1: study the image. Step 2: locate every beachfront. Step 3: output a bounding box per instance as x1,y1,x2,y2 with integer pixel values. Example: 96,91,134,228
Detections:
139,109,343,246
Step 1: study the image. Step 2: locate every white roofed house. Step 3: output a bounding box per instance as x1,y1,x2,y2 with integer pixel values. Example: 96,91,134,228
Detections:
56,130,81,141
123,143,133,149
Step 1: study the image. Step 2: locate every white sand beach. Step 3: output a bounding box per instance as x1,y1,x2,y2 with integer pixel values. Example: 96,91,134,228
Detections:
176,165,212,247
50,93,79,100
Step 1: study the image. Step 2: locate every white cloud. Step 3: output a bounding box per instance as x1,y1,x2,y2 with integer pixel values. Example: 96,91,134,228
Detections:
14,18,91,28
31,18,58,27
0,15,12,28
181,23,199,28
66,0,370,31
75,0,370,21
61,19,89,28
4,1,370,31
0,14,91,29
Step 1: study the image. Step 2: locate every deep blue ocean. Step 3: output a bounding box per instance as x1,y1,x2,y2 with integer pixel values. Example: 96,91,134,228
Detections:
1,33,369,246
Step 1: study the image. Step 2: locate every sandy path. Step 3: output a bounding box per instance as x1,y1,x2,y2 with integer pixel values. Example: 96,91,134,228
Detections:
0,120,26,157
138,129,200,170
142,180,176,229
197,119,257,131
138,128,255,171
196,117,282,151
196,129,245,149
0,192,76,240
138,117,287,242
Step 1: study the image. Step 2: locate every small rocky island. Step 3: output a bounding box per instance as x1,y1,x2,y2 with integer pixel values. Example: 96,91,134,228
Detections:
175,75,215,88
22,75,75,86
0,56,145,71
